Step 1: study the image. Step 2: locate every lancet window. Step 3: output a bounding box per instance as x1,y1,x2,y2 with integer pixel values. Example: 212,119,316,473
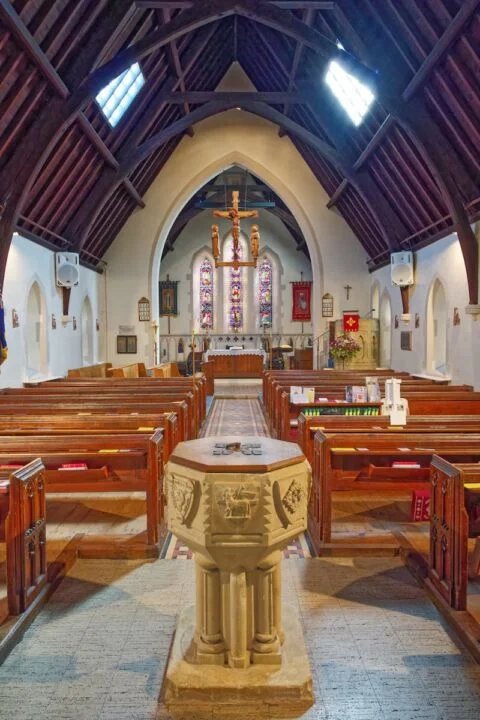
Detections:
258,256,273,327
199,257,214,329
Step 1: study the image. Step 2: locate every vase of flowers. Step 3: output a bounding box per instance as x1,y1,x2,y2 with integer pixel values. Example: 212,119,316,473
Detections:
329,334,360,369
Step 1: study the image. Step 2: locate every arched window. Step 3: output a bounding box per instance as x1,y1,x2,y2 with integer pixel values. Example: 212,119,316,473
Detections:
258,255,273,328
81,296,94,365
229,240,243,330
426,278,448,375
379,291,392,368
199,257,214,329
25,281,48,378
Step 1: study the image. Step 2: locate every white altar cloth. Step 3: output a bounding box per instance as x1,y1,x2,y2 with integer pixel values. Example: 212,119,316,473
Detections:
205,348,266,362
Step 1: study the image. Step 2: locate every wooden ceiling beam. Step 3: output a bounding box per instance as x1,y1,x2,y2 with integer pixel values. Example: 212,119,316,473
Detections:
162,6,190,115
0,0,133,292
168,91,306,103
339,0,479,302
283,8,315,116
403,0,480,101
0,1,69,99
136,2,336,8
353,115,395,171
79,0,376,109
326,178,347,208
76,114,120,170
123,179,146,208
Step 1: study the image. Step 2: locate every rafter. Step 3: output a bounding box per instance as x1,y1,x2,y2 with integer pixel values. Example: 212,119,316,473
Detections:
0,0,134,291
79,0,376,109
0,0,69,99
162,6,190,115
123,179,146,208
337,0,479,302
326,178,348,208
283,7,315,116
402,0,480,101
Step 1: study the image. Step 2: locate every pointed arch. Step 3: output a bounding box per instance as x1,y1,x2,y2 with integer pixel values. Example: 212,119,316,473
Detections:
149,149,324,346
426,276,448,376
371,281,380,320
379,288,392,369
81,295,95,365
24,278,48,379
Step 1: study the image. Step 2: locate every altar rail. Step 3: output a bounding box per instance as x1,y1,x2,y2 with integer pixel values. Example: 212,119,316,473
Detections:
159,333,313,363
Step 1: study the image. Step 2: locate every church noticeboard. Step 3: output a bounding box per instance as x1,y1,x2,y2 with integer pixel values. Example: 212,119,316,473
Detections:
159,278,179,316
400,331,412,351
322,293,333,317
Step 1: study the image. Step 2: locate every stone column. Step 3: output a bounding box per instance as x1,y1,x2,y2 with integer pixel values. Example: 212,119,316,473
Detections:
228,570,249,669
272,562,285,644
195,555,225,665
252,561,281,665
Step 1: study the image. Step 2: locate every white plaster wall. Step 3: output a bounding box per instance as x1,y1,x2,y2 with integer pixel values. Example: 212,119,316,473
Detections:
104,110,370,366
0,233,105,387
158,209,313,336
371,232,479,388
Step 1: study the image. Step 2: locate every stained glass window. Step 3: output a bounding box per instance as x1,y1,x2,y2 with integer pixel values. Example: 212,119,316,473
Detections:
229,240,243,330
199,257,213,328
259,256,273,328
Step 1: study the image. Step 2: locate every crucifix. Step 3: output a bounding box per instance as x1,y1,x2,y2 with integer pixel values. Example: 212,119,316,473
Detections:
212,190,260,269
344,284,352,300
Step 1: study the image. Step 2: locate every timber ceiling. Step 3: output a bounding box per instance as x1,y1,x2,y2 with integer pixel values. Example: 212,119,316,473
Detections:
0,1,479,300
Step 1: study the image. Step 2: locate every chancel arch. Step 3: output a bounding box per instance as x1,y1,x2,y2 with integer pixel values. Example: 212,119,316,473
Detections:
24,279,48,379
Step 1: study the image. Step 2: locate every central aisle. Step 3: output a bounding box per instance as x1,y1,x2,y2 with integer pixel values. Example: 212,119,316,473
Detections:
1,390,480,719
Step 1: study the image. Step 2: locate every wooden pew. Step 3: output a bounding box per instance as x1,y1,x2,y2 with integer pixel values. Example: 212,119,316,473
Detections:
299,413,480,467
32,377,206,433
61,375,208,422
0,459,47,615
312,431,480,550
0,398,191,442
427,457,480,610
0,412,179,464
0,432,164,557
67,362,112,378
151,362,182,378
108,362,148,378
277,389,480,440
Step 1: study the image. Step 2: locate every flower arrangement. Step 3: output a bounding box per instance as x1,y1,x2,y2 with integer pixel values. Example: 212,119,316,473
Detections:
329,334,360,363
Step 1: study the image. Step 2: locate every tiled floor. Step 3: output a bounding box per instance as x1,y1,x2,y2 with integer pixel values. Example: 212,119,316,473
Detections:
1,557,480,719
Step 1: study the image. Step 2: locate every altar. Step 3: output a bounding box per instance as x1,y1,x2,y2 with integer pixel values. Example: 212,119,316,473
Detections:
205,348,266,378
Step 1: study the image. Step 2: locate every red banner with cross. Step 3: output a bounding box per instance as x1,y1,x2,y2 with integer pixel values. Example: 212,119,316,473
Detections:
343,311,359,333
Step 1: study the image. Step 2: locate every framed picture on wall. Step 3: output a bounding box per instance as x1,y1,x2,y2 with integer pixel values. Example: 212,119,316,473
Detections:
159,275,179,316
400,331,412,351
117,335,137,354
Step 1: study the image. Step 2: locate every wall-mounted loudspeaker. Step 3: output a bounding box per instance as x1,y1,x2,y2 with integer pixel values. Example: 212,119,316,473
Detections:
55,252,79,288
391,251,414,287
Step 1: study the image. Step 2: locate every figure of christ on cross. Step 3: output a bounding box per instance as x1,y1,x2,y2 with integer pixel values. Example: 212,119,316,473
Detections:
213,191,258,263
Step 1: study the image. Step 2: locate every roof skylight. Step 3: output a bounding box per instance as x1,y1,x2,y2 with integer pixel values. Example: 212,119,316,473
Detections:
325,59,375,127
95,62,145,128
